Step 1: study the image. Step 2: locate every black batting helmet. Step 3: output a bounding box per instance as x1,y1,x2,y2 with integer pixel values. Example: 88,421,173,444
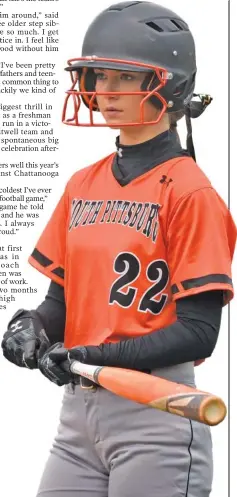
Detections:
62,1,212,159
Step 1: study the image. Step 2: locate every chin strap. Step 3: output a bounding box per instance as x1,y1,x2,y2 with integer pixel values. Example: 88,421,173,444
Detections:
185,93,213,161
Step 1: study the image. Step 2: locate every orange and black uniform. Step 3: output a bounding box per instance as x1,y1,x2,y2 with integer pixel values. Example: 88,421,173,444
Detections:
29,131,236,369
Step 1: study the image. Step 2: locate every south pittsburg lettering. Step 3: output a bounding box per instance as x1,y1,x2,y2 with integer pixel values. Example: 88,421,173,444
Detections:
69,199,160,243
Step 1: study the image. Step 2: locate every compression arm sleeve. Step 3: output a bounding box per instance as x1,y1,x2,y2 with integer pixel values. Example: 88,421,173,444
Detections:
85,291,223,370
36,281,66,344
35,282,222,369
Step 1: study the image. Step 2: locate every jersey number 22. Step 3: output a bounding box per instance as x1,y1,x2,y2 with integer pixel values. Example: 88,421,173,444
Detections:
109,252,169,315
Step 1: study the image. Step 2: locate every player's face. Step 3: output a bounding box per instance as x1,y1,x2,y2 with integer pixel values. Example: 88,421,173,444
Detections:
94,69,160,127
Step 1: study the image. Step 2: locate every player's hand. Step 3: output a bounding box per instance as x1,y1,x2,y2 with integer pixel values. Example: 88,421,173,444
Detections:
1,309,50,369
38,343,84,386
38,342,104,386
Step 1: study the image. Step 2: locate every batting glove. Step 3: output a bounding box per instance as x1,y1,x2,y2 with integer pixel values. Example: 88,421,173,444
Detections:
1,309,50,369
38,343,87,386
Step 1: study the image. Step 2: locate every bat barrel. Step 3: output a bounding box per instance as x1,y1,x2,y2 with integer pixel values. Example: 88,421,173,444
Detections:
150,392,227,426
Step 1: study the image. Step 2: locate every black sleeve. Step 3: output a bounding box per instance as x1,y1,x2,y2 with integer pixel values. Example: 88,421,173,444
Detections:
85,291,223,370
36,281,66,344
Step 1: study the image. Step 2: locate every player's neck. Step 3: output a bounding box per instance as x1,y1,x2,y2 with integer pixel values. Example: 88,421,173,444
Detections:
119,119,169,146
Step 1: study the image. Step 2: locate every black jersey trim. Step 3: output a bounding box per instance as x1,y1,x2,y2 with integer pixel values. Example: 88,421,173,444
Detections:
31,248,53,268
51,266,65,279
171,283,179,294
172,274,232,294
181,274,232,290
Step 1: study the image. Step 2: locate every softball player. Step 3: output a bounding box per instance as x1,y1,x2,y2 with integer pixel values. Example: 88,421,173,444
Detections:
2,2,236,496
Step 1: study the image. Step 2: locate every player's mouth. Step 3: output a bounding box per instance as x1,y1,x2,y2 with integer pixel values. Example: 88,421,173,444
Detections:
104,107,123,117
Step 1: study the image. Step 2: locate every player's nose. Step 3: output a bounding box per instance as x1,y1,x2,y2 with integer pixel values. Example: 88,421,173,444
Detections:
104,77,121,96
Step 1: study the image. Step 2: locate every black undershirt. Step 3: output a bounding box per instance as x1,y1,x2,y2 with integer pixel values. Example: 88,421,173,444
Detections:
36,131,223,369
112,129,189,186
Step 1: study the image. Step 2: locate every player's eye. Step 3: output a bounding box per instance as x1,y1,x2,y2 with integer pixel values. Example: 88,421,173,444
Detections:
94,71,107,80
120,73,136,81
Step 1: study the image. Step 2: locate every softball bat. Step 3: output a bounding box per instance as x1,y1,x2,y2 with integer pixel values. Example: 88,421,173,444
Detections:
70,361,226,426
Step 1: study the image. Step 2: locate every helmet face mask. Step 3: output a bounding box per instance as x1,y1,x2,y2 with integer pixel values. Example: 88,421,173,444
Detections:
62,56,173,127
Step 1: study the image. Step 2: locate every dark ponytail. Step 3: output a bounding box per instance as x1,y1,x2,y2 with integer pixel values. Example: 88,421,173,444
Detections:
169,110,185,147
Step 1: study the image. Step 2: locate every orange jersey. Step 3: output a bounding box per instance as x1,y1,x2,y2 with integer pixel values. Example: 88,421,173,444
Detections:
29,154,236,349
